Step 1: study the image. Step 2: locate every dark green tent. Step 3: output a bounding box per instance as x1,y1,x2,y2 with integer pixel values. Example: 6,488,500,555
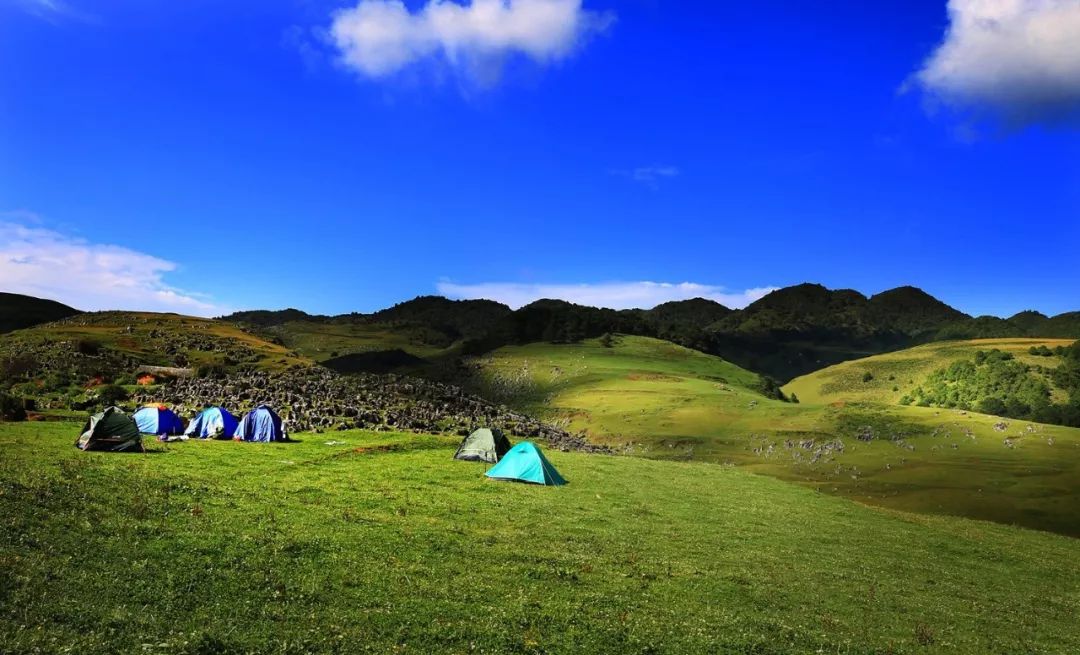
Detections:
454,427,511,464
76,406,142,452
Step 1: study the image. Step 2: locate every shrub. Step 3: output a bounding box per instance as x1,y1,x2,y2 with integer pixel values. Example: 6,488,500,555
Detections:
0,354,38,381
195,363,228,379
0,392,27,421
95,384,129,406
862,372,874,383
42,370,73,393
76,338,103,356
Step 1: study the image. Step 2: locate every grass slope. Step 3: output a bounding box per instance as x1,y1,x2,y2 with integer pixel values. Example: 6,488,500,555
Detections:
783,338,1075,406
2,422,1079,654
467,335,768,445
471,336,1080,536
265,320,454,363
0,292,79,333
2,312,310,374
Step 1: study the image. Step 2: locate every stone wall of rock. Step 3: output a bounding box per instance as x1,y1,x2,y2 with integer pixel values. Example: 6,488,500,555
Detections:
133,366,609,453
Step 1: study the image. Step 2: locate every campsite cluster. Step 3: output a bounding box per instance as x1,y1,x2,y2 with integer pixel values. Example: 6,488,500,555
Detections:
135,367,609,453
75,403,288,451
75,405,567,485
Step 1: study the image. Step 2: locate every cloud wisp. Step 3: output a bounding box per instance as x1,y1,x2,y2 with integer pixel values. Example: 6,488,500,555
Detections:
610,165,680,189
0,220,229,316
329,0,613,83
436,280,778,310
911,0,1080,127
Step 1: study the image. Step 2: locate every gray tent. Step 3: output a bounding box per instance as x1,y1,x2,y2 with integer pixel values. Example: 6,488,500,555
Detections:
76,406,143,452
454,427,512,464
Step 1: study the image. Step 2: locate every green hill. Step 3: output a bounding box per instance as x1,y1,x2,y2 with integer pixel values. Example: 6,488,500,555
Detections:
0,292,80,333
0,312,311,411
783,338,1076,406
225,285,1080,382
463,335,771,437
465,335,1080,536
2,421,1078,654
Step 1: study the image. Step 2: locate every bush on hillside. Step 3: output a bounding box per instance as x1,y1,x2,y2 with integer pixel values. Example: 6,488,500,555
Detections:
195,363,228,379
907,347,1080,427
755,376,789,402
95,384,129,407
0,354,38,382
75,338,103,356
42,370,73,393
0,392,27,421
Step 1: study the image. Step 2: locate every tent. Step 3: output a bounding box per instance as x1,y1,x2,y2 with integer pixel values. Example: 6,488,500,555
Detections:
133,405,185,437
485,442,566,486
75,406,142,452
454,427,512,463
185,406,239,439
234,405,286,442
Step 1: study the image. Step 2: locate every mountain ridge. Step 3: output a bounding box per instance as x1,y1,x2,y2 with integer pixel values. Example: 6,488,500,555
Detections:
8,284,1080,382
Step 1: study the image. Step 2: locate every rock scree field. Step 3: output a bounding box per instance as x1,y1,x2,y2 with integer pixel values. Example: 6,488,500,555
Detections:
2,421,1079,654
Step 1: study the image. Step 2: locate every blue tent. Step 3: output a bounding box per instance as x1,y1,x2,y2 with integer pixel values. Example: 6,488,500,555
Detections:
485,442,566,486
132,405,185,437
184,406,239,439
234,405,286,442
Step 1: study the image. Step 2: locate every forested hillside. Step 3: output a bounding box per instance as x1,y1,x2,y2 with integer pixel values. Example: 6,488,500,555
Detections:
221,284,1080,382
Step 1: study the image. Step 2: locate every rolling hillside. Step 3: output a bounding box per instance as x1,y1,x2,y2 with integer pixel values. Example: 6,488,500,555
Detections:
465,335,1080,536
0,312,312,414
1,421,1078,653
783,338,1076,406
0,292,80,333
462,334,774,445
238,285,1080,382
0,311,310,376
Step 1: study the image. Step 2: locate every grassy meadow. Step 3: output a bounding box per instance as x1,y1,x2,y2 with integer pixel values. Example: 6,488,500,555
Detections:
783,338,1075,406
469,336,1080,536
266,320,455,363
3,421,1080,654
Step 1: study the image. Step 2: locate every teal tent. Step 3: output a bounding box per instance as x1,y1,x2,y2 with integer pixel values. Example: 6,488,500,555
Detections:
454,427,511,463
485,442,566,486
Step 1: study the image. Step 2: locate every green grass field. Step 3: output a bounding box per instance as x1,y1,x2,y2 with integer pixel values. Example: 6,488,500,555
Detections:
783,338,1075,406
2,421,1079,654
266,320,454,363
469,336,1080,536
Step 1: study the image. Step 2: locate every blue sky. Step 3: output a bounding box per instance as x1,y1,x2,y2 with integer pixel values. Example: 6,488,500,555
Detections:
1,0,1078,317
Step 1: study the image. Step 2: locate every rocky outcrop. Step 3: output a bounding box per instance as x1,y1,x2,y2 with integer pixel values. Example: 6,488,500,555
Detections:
134,366,609,453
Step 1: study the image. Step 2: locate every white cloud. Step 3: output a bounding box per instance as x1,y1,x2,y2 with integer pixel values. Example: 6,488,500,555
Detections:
0,220,229,316
436,280,779,310
913,0,1080,125
15,0,89,22
610,165,680,188
329,0,613,81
